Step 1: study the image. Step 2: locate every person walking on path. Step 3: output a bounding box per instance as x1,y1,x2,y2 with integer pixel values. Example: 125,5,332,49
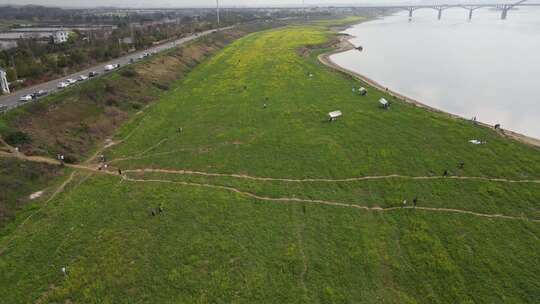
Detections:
402,199,407,208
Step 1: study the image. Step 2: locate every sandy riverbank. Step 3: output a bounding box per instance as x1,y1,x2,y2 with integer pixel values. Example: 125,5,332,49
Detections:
318,32,540,149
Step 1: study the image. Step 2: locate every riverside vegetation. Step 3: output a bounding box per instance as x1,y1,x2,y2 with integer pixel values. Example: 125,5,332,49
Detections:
0,18,539,303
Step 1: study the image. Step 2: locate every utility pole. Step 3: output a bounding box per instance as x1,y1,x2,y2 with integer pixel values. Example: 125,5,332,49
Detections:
216,0,220,25
303,0,306,19
129,13,134,42
9,54,16,77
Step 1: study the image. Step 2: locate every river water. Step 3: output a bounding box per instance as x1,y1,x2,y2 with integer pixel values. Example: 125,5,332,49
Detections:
331,7,540,139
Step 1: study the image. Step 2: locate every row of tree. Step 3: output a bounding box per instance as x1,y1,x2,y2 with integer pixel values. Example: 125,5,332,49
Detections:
0,6,359,89
0,10,268,89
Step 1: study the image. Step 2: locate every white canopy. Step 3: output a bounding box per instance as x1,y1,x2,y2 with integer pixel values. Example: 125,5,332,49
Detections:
379,98,388,106
328,110,342,119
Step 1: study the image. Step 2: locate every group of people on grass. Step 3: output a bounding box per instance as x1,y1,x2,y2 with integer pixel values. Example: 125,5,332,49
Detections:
402,197,418,208
403,161,465,209
97,153,123,176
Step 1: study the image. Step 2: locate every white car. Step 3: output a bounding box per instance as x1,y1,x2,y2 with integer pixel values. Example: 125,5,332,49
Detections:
104,64,119,71
19,95,33,102
78,75,88,81
140,52,150,58
66,78,77,85
58,82,69,89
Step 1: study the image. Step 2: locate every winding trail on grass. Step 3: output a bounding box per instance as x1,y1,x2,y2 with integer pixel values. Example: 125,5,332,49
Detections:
124,168,540,184
6,150,536,185
122,176,540,223
0,149,539,246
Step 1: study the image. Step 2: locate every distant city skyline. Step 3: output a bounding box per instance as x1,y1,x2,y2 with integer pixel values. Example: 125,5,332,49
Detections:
1,0,533,8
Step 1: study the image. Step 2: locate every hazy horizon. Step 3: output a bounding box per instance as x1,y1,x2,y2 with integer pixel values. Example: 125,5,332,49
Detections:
0,0,529,9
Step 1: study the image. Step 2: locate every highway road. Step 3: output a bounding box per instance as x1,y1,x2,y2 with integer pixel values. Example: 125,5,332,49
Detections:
0,27,231,111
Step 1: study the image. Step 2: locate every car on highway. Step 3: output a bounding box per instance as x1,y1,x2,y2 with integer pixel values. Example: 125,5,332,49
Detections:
88,71,99,78
58,81,69,89
19,95,33,102
31,90,48,98
66,78,77,85
104,64,120,71
78,75,88,81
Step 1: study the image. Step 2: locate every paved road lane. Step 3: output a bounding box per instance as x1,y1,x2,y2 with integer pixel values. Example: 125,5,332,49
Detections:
0,27,231,111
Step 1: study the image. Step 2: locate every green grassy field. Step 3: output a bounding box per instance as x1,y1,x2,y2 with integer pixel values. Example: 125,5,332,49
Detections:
0,159,63,227
1,23,539,303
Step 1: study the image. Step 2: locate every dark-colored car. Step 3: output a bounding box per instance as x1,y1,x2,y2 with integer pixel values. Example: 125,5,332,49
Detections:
89,71,99,78
31,90,48,98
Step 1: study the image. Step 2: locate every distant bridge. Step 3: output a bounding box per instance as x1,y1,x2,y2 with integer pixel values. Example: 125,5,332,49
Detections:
250,0,539,21
383,0,539,20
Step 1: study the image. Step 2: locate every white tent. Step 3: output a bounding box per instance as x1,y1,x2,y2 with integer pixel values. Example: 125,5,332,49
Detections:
379,98,389,109
359,87,367,96
328,110,342,121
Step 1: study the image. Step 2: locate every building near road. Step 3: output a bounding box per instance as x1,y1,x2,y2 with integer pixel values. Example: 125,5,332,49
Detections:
53,31,70,44
0,68,10,94
0,30,71,47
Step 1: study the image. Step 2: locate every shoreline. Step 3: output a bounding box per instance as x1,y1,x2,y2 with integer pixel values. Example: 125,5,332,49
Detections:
318,30,540,149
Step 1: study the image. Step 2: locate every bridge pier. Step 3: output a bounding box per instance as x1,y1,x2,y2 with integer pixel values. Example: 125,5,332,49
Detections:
468,8,474,20
438,8,443,20
501,6,509,20
408,7,414,18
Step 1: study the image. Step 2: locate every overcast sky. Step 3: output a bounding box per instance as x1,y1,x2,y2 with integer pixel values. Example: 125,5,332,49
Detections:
0,0,497,8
